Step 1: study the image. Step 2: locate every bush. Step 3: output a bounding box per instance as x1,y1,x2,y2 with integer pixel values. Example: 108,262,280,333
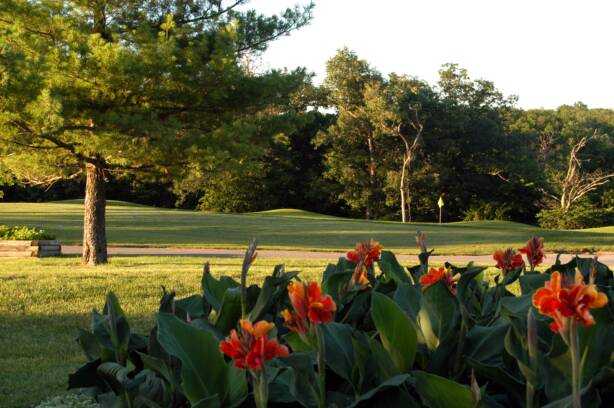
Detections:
538,202,614,229
463,202,512,221
35,393,99,408
66,239,613,407
0,224,55,240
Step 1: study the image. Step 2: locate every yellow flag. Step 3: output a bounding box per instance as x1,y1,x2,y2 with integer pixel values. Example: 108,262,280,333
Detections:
437,196,444,208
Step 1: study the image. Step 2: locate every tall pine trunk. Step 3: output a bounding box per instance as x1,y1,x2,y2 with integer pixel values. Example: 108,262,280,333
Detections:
82,163,107,265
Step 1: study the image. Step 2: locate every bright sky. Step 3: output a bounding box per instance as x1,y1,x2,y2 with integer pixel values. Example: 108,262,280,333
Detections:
252,0,614,109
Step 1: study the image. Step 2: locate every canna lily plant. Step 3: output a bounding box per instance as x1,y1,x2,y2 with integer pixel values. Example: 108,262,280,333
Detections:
219,320,289,408
519,236,545,272
532,271,608,408
282,281,336,408
67,236,612,408
345,239,382,290
419,266,460,295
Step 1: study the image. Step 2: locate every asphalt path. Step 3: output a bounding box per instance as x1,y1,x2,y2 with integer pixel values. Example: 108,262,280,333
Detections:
62,245,614,266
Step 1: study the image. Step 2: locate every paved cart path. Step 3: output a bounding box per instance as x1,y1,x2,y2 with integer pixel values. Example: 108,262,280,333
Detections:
62,245,614,266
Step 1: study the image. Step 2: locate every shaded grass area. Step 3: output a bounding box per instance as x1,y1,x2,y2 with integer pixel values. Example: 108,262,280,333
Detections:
1,200,613,254
0,255,328,408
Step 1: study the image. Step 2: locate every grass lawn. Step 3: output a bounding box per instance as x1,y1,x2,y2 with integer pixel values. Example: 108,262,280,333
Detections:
0,255,330,408
1,200,613,254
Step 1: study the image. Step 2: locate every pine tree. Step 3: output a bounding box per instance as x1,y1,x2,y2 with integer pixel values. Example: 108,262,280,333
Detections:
0,0,313,264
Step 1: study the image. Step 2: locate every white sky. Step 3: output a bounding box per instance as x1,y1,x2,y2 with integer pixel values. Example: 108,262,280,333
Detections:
251,0,614,109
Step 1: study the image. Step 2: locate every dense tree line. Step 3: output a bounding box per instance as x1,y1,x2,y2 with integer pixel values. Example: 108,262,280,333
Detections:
1,1,613,267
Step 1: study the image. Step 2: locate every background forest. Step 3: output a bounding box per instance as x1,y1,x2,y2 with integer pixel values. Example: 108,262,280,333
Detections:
2,44,613,229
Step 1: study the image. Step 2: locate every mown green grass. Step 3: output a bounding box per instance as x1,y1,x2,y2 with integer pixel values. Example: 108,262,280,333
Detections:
0,255,329,408
1,200,613,254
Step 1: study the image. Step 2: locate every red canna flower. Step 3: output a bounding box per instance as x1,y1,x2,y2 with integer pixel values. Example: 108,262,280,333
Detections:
419,267,460,295
346,239,382,268
493,248,524,272
346,240,382,290
532,271,608,334
282,281,336,333
219,319,289,371
519,237,545,269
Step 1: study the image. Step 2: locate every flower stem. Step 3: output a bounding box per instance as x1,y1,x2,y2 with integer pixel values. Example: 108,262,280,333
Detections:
526,309,538,408
569,320,581,408
526,383,535,408
315,326,326,408
253,370,268,408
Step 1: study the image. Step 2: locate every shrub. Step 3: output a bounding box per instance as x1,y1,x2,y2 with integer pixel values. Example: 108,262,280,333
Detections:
463,202,512,221
35,393,99,408
538,202,614,229
67,238,613,407
0,224,55,240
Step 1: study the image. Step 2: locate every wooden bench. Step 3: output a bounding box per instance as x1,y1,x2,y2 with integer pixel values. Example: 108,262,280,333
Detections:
0,240,61,257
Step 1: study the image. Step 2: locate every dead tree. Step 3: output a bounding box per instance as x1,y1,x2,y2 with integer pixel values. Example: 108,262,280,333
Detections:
541,130,614,212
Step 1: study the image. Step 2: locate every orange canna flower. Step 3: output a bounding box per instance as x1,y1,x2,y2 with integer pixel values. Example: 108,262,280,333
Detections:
349,266,370,289
532,271,608,334
346,239,382,268
493,248,524,272
281,308,308,334
283,281,336,333
419,267,460,295
519,237,545,269
219,319,289,371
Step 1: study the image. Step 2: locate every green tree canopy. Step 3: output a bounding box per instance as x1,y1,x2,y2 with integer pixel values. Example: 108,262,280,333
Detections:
0,0,313,264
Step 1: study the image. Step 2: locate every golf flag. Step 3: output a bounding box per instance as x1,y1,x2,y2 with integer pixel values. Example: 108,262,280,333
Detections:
437,196,444,208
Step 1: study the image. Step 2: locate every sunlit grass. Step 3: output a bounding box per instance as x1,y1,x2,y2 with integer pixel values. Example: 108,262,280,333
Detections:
1,200,612,254
0,255,328,408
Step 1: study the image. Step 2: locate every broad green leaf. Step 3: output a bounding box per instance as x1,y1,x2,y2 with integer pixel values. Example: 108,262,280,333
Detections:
348,374,415,407
465,358,525,399
455,264,485,314
156,313,240,405
191,395,221,408
202,273,239,312
378,251,411,285
393,283,421,321
97,361,131,393
284,332,314,352
321,323,355,383
413,371,475,408
76,328,101,361
322,258,354,301
226,365,247,408
68,359,101,390
371,292,417,373
137,352,179,392
175,294,206,319
269,352,319,408
465,323,509,365
132,369,170,405
501,266,523,286
248,267,297,321
519,273,549,295
98,292,131,363
214,287,242,334
541,383,602,408
418,281,459,350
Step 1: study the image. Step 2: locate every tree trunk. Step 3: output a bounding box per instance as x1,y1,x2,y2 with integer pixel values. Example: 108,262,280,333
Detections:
366,136,376,220
82,163,108,265
399,151,411,223
400,187,407,223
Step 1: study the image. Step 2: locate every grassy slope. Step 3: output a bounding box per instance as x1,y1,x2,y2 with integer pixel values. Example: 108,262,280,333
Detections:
0,256,328,408
1,200,613,254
